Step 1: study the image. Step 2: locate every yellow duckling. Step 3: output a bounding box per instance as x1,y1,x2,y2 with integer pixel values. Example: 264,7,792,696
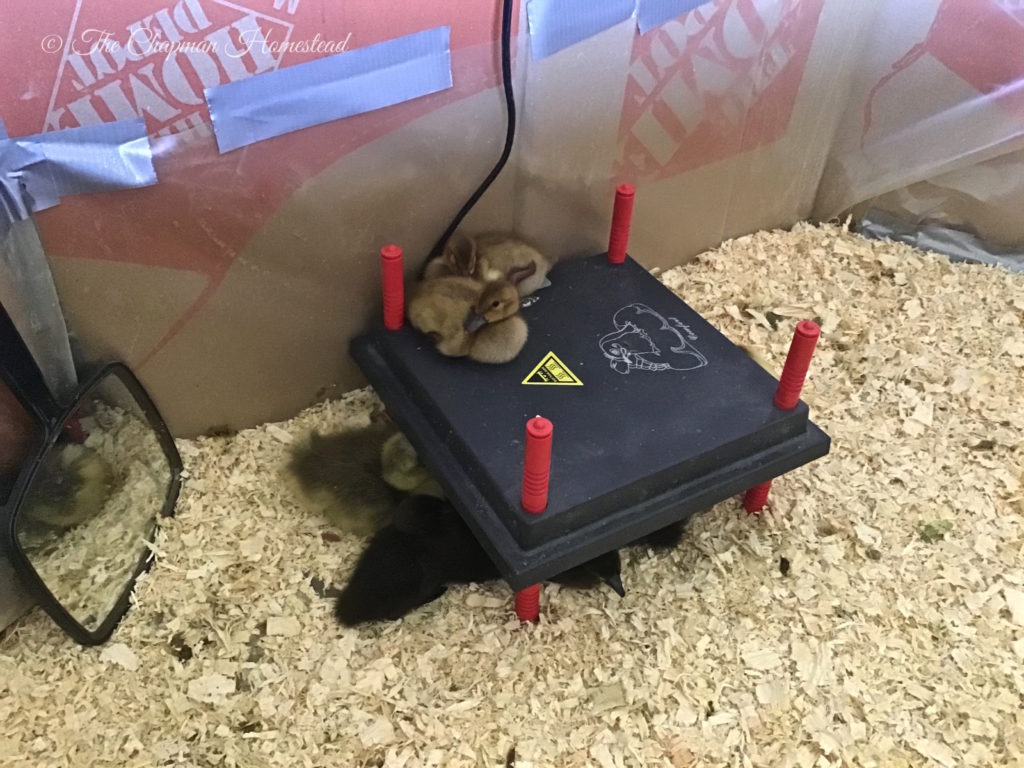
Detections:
380,431,444,499
423,231,552,297
407,275,529,364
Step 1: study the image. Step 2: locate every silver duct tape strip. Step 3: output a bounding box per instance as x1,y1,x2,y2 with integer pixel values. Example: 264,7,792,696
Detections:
0,117,156,231
26,119,157,201
205,26,454,154
527,0,635,60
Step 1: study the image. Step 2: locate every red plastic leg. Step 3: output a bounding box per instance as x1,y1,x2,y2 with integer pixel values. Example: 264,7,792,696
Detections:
744,320,821,514
517,417,552,622
380,244,404,331
743,481,771,516
521,416,553,514
774,320,821,409
515,584,541,623
607,184,635,264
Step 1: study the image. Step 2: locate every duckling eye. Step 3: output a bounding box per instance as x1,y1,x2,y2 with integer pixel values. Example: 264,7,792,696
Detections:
491,300,500,308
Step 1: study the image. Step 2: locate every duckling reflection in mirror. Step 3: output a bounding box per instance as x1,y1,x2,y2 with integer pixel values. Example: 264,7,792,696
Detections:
19,443,116,536
284,423,441,537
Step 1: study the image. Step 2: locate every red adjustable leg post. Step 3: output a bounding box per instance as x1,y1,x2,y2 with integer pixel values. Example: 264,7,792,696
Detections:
380,244,404,331
516,416,553,622
743,320,821,514
607,184,635,265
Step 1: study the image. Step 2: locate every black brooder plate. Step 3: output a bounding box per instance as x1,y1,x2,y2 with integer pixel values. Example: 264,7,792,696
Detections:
351,253,830,590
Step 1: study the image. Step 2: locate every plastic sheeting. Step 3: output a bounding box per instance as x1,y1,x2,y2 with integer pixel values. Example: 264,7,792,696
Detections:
859,208,1024,273
814,0,1024,268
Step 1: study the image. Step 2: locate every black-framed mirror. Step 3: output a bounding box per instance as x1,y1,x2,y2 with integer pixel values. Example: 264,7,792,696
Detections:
1,302,181,645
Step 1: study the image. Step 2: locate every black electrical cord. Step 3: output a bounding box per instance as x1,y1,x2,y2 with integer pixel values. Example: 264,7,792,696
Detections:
423,0,516,269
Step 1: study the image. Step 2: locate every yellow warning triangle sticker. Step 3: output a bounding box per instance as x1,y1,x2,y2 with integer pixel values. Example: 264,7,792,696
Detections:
522,352,583,386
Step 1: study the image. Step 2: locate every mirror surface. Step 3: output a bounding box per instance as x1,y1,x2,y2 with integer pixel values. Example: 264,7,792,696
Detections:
15,372,172,631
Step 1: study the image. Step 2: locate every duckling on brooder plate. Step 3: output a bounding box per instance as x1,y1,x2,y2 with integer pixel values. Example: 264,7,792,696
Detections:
407,269,534,364
423,231,551,298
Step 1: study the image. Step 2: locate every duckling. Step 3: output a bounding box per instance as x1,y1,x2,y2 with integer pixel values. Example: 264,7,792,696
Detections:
397,500,624,598
407,276,528,363
334,495,497,625
285,423,444,536
285,424,400,536
550,549,625,597
467,313,528,365
334,495,625,626
407,276,483,357
634,519,689,551
380,431,444,499
19,443,115,532
422,231,475,281
423,231,552,297
334,523,449,625
475,232,552,297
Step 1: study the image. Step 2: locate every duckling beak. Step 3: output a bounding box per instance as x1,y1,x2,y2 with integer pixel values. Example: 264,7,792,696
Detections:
464,313,488,333
603,573,626,598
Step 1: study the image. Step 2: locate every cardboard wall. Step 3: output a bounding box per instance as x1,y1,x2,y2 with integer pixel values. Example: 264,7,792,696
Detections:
5,0,1018,438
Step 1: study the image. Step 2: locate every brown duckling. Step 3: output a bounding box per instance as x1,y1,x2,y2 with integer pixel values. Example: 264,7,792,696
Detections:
423,231,552,298
407,276,528,363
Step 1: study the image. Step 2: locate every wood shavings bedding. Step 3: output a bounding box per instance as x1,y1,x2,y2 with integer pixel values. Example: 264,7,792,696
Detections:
1,222,1022,767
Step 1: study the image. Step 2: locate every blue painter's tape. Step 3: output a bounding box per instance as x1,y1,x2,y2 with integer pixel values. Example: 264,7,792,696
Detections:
206,26,454,154
0,117,155,230
636,0,715,34
527,0,635,60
